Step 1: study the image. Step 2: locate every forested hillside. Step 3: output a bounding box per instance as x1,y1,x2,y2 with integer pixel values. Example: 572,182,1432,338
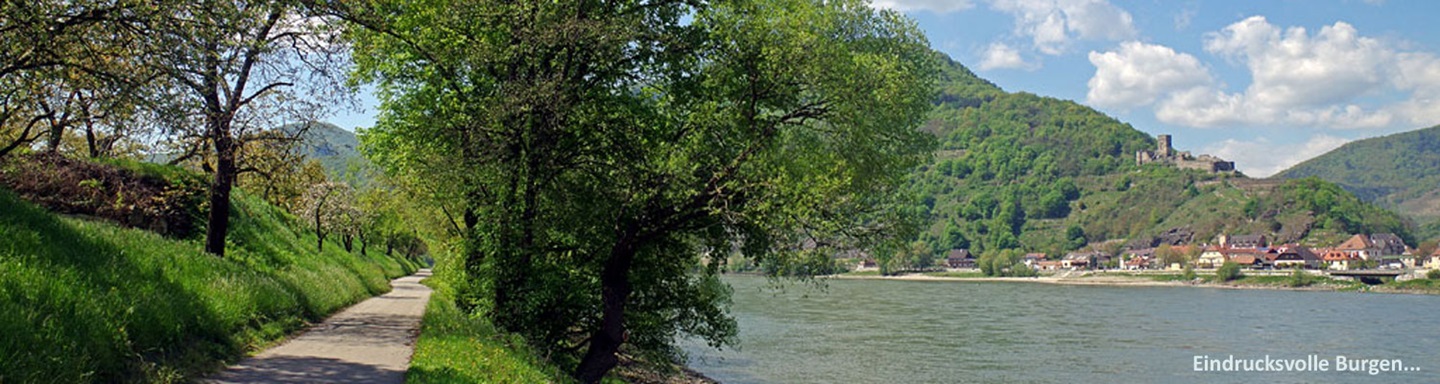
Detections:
1275,125,1440,237
899,57,1413,264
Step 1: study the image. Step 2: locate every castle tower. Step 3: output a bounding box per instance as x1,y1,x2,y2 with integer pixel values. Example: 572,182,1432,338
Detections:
1157,134,1172,157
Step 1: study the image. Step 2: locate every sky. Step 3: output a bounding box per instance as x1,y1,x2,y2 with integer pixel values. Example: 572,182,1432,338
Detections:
331,0,1440,177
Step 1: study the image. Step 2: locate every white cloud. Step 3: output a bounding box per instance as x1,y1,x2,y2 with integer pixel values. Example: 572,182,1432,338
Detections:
1203,135,1352,177
1087,16,1440,130
1203,16,1393,109
870,0,975,13
989,0,1136,55
1086,41,1211,108
978,42,1037,70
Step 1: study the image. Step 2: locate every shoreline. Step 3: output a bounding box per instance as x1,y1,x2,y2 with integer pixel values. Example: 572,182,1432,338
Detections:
825,271,1425,294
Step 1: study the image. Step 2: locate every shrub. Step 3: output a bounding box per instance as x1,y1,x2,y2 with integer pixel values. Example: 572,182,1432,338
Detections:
1288,266,1312,287
1427,269,1440,280
1182,264,1196,281
0,153,207,238
1216,261,1243,282
1009,263,1038,277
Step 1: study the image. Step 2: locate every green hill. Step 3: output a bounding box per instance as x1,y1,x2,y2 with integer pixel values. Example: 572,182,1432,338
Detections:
1274,125,1440,237
0,157,421,383
283,121,371,181
906,56,1412,258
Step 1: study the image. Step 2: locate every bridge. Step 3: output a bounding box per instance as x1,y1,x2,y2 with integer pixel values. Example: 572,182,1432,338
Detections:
1327,270,1405,285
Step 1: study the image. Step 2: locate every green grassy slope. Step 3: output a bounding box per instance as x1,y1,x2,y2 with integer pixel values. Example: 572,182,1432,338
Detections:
0,186,420,383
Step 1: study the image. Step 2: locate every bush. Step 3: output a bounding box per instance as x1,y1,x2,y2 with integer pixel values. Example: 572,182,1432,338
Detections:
0,153,207,238
1009,263,1038,277
1288,267,1312,287
1427,269,1440,280
1216,261,1243,282
1181,264,1196,281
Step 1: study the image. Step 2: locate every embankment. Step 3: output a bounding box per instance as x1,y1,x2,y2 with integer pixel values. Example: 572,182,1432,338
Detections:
0,188,421,383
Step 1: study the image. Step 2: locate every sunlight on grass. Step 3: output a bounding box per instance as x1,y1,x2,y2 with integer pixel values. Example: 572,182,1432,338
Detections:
406,272,568,384
0,188,422,383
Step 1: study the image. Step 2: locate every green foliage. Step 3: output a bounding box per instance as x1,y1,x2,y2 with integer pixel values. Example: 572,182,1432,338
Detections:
1288,267,1313,287
1008,262,1038,277
977,249,1027,277
1064,225,1086,251
906,56,1416,255
1276,124,1440,236
1216,261,1243,282
350,0,936,380
0,153,208,238
1271,177,1413,244
908,56,1154,253
1427,269,1440,280
0,185,419,383
884,240,939,274
406,262,567,384
1181,264,1196,281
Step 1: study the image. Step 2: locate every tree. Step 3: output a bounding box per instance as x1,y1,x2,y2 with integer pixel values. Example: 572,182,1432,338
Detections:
978,249,1022,277
940,221,969,250
0,1,154,159
1216,261,1242,282
1287,266,1312,287
346,0,936,381
142,0,348,257
237,131,327,211
1064,224,1087,251
298,182,354,252
1156,244,1192,268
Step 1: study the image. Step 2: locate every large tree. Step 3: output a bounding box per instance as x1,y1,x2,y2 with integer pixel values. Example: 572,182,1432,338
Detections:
348,0,936,381
0,0,153,158
142,0,348,256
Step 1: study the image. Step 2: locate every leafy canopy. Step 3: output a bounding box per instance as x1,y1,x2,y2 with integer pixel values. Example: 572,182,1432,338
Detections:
346,0,937,380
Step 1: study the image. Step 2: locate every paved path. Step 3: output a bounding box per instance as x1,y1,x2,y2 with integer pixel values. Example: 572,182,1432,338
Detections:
208,269,433,384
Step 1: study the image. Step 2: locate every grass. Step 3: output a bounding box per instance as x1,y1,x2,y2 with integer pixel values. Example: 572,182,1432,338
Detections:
1383,278,1440,293
405,259,569,384
0,186,421,383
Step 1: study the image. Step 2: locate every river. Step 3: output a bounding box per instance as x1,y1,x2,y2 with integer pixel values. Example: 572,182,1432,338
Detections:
681,275,1440,383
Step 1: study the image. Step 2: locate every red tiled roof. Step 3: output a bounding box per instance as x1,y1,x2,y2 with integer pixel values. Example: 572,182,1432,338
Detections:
1336,234,1372,251
1320,251,1355,261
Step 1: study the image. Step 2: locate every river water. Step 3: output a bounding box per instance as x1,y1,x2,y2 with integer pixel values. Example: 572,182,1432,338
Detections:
681,275,1440,383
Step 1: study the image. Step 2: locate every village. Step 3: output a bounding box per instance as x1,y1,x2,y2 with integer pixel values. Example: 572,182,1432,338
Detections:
929,232,1440,281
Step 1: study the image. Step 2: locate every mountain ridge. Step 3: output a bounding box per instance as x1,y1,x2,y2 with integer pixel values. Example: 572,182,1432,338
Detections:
903,54,1413,260
1274,124,1440,237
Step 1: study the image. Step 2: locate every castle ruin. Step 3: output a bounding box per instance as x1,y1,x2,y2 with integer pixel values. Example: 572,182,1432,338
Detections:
1136,134,1235,173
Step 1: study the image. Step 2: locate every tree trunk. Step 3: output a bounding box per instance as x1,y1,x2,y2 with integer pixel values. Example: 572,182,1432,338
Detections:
343,234,353,252
85,122,99,158
46,116,64,153
574,231,638,383
204,131,236,257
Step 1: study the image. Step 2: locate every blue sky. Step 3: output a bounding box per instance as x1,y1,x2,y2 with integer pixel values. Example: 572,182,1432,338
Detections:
332,0,1440,177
